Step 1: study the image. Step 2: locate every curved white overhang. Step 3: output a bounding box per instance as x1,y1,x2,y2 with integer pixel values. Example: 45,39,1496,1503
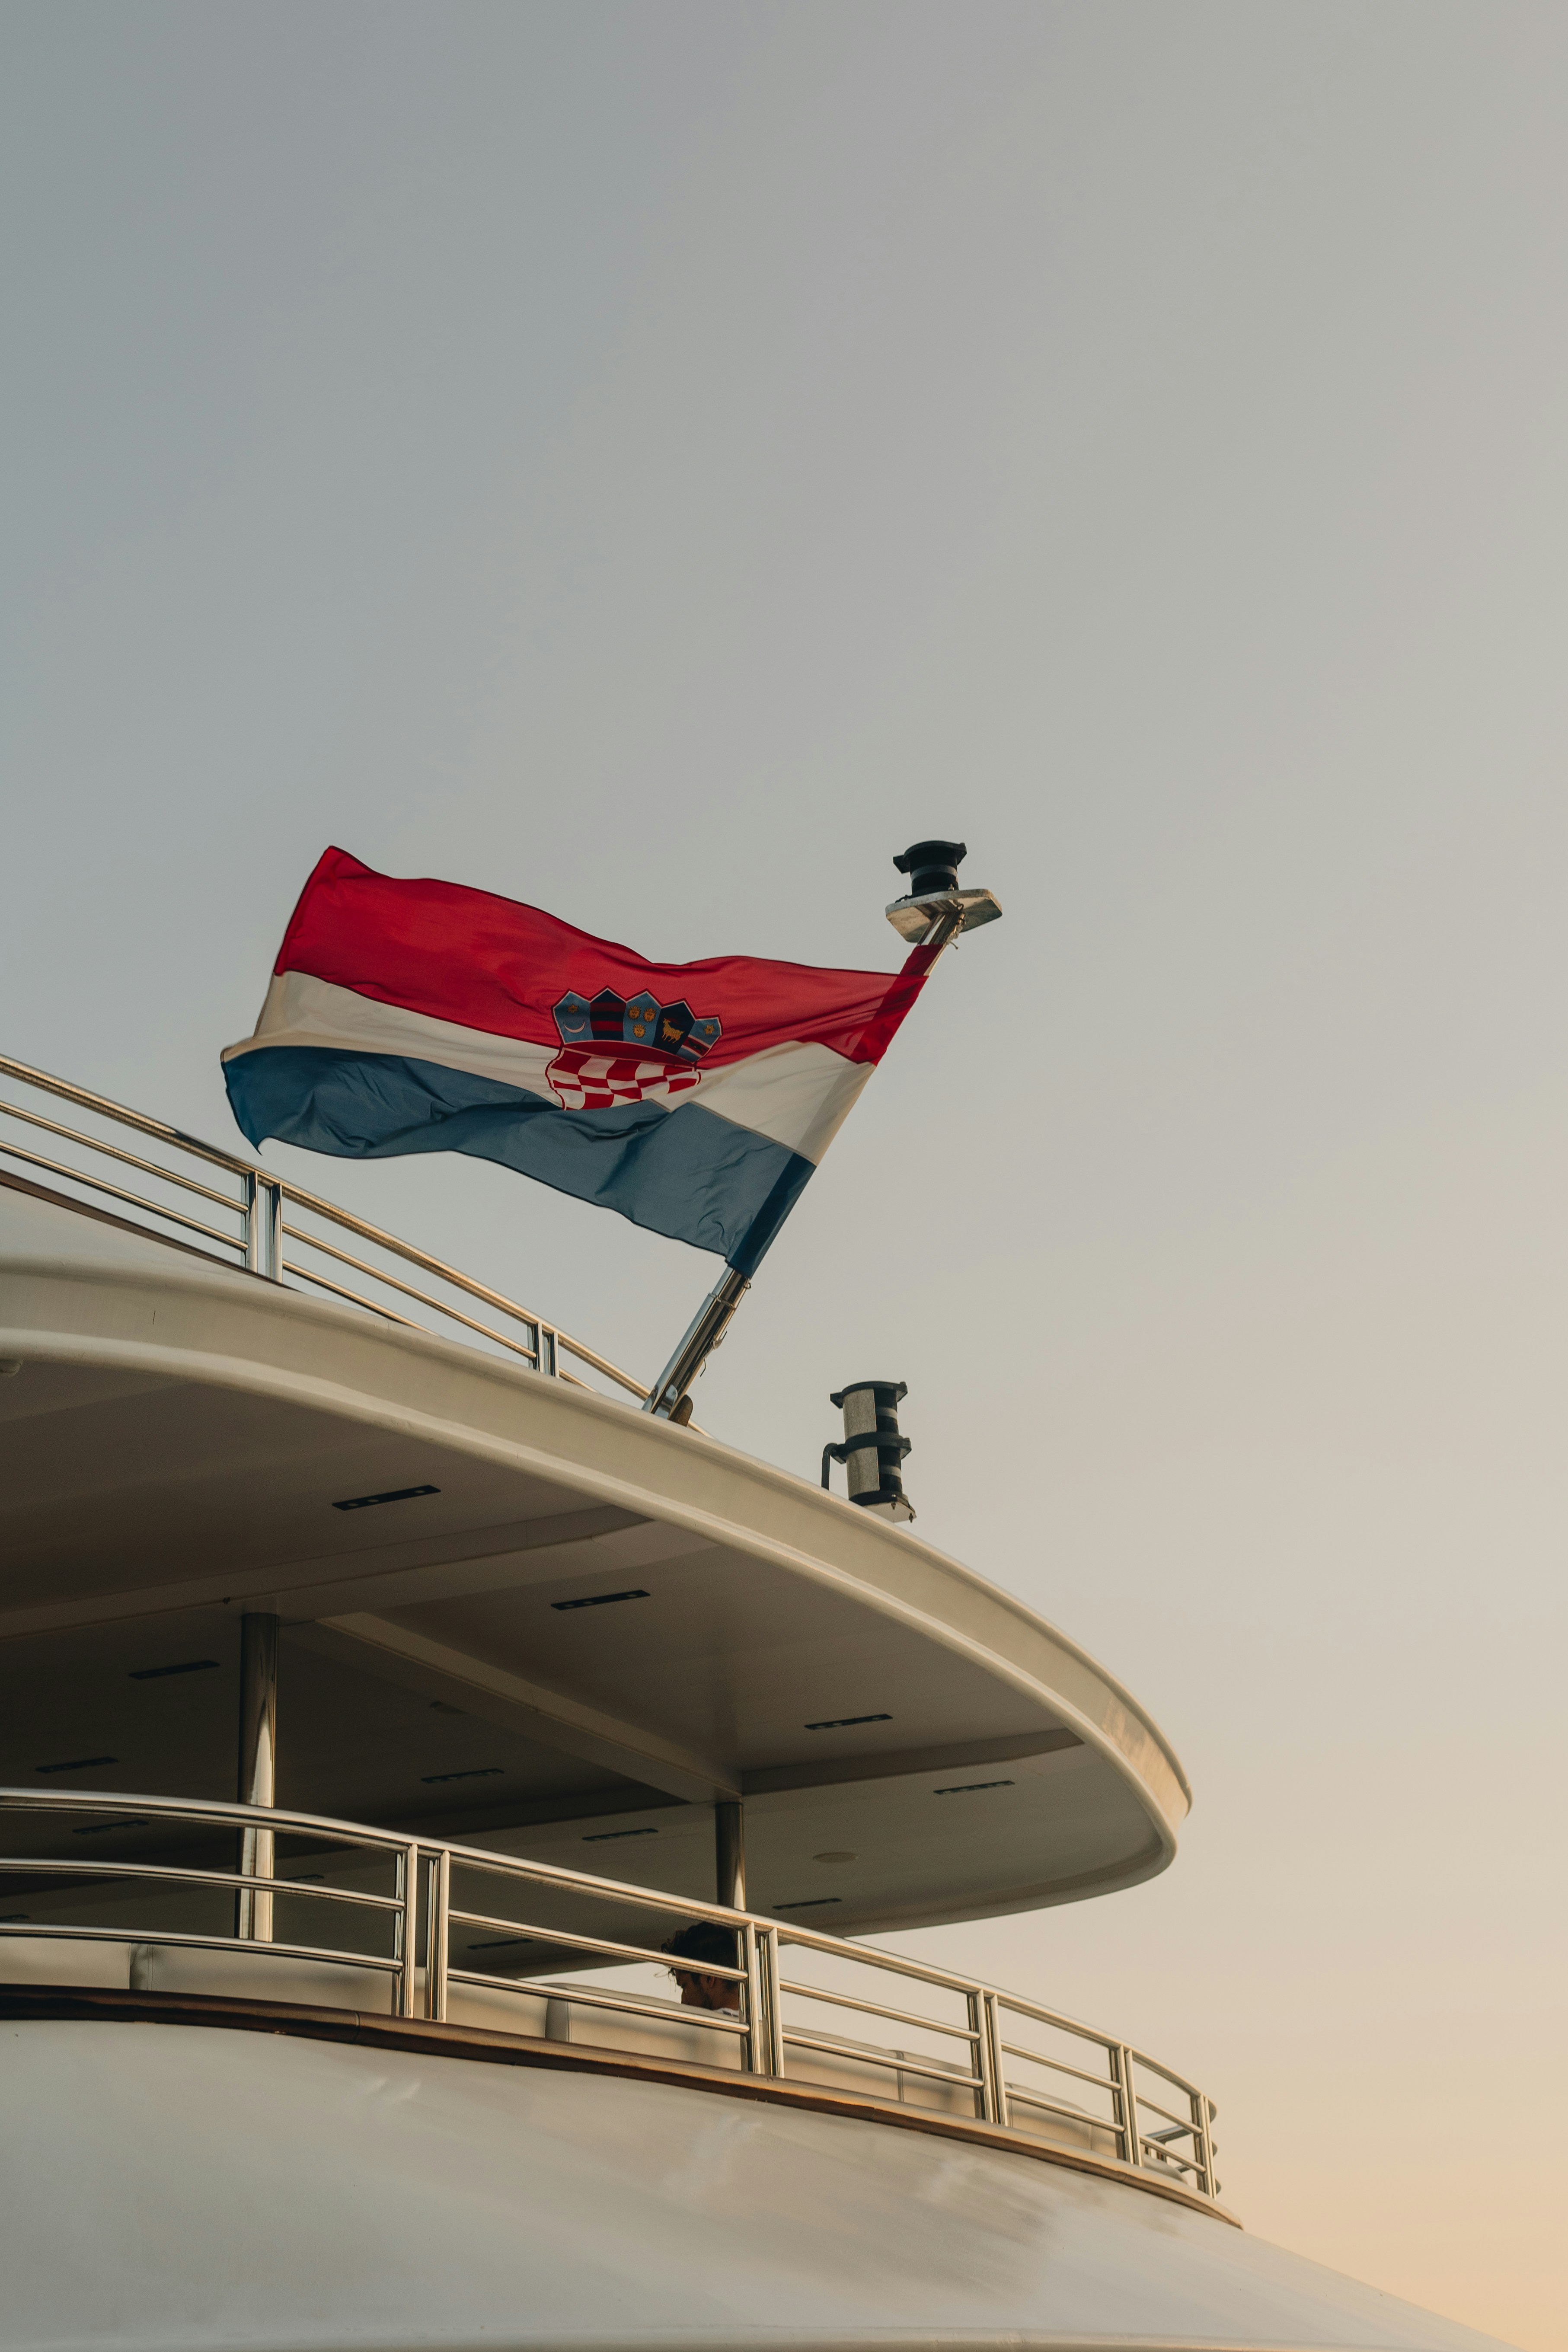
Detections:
0,1181,1189,1931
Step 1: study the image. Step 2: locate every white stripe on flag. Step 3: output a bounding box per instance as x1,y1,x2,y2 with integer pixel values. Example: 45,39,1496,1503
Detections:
224,970,558,1094
222,971,874,1165
698,1039,874,1165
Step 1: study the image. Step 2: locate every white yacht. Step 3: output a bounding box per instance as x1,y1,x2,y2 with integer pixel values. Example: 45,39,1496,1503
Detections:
0,1047,1514,2351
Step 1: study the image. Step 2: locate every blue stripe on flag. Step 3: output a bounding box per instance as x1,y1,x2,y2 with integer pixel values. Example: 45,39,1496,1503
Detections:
224,1047,813,1276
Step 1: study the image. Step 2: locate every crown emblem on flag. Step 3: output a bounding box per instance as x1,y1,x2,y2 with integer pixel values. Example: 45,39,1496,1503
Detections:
547,988,723,1111
553,989,723,1059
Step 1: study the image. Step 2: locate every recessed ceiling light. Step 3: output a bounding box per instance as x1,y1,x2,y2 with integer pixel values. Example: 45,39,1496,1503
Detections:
812,1851,856,1864
429,1701,466,1714
129,1658,219,1681
332,1484,440,1513
551,1587,650,1612
419,1765,504,1784
774,1895,842,1909
34,1755,116,1775
804,1713,891,1730
582,1825,658,1842
933,1780,1015,1796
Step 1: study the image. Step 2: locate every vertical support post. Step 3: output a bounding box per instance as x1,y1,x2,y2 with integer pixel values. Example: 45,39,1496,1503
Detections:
1113,2044,1142,2167
244,1173,283,1280
971,1989,1002,2125
741,1921,767,2076
425,1846,450,2022
395,1842,419,2019
715,1800,746,1910
236,1612,278,1942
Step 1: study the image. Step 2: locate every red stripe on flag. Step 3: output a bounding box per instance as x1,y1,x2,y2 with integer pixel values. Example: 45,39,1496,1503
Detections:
273,848,930,1068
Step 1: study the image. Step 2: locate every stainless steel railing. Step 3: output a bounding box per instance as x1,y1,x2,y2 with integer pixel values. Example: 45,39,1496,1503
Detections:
0,1054,648,1402
0,1789,1218,2199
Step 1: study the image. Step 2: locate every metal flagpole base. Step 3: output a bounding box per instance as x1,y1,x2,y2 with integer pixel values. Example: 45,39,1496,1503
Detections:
644,1266,750,1419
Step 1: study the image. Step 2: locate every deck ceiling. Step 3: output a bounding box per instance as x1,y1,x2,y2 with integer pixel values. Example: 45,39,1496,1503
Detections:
0,1184,1188,1933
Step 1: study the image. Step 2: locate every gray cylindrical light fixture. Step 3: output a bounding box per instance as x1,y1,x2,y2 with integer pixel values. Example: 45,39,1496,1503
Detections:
822,1380,914,1522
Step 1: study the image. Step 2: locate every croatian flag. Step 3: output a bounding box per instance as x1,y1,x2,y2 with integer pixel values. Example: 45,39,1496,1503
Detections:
222,848,938,1276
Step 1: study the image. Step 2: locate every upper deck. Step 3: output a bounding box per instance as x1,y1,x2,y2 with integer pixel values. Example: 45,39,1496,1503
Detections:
0,1054,1187,1935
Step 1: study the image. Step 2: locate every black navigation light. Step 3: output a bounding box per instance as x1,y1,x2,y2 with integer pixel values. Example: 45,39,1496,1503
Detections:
822,1380,914,1522
894,839,967,897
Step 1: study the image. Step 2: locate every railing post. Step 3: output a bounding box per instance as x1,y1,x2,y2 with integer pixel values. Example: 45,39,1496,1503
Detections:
425,1846,450,2022
1193,2089,1217,2197
742,1921,767,2075
244,1172,283,1280
1113,2044,1142,2166
984,1990,1008,2129
396,1842,419,2019
537,1325,557,1376
970,1989,1003,2125
762,1925,784,2076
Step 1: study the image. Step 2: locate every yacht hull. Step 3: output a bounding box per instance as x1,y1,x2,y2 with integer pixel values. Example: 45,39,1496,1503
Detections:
0,2017,1512,2352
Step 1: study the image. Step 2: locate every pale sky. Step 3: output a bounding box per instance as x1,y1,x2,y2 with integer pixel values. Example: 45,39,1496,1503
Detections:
3,6,1565,2345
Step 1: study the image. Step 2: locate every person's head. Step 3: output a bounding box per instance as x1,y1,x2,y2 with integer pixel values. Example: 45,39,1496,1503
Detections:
662,1920,741,2012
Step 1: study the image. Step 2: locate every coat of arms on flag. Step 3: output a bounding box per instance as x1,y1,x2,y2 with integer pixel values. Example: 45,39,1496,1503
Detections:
546,987,722,1109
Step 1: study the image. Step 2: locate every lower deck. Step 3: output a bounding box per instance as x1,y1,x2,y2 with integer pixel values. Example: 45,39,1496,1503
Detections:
0,1784,1218,2212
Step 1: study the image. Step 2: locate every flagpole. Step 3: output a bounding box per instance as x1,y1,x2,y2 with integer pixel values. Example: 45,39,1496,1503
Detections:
644,843,997,1423
645,1267,752,1423
644,903,962,1422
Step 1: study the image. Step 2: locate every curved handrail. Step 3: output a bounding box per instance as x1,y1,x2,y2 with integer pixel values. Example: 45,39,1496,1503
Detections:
0,1787,1218,2198
0,1053,649,1401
